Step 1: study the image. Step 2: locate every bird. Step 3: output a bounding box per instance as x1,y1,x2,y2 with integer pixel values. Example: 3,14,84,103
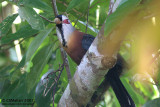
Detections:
54,15,135,107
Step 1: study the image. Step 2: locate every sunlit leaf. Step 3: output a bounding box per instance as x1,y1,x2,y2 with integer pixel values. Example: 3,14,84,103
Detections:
0,14,18,37
104,0,141,36
26,44,54,92
1,25,38,44
18,6,45,30
99,1,109,25
26,28,53,62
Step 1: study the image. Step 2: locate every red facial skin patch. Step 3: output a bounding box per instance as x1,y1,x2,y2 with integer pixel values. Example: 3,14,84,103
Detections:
63,19,70,24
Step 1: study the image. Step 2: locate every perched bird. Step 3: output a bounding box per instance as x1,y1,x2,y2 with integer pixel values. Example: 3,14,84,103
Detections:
54,15,135,107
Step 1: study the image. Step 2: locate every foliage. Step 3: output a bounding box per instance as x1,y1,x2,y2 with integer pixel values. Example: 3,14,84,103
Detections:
0,14,18,37
0,0,160,107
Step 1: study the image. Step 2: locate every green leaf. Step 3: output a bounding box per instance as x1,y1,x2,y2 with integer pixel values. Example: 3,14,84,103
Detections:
10,54,26,79
2,73,36,99
104,0,141,36
76,21,97,36
0,0,5,3
78,20,99,34
99,1,109,25
26,44,54,92
136,82,155,98
0,81,5,97
18,6,45,30
1,79,19,98
66,0,90,12
0,14,18,37
18,0,52,12
68,56,76,76
26,28,53,62
53,49,63,69
0,65,14,81
143,98,160,107
1,25,38,44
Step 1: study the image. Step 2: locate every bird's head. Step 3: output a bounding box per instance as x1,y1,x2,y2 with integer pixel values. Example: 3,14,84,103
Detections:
54,15,70,25
54,15,75,47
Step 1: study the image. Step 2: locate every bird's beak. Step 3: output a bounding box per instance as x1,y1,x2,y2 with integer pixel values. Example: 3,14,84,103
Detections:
54,18,62,25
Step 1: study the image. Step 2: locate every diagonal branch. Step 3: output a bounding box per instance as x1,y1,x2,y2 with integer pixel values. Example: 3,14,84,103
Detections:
58,0,145,106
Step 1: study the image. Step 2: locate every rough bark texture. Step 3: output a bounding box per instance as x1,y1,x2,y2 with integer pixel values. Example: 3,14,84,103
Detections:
58,0,143,106
56,0,159,106
58,1,122,107
87,54,128,107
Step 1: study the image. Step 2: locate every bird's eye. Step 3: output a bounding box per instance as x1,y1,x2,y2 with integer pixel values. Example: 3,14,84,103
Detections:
63,19,70,24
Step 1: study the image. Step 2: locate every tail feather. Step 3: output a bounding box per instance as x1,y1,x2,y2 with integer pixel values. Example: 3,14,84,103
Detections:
106,70,135,107
105,54,135,107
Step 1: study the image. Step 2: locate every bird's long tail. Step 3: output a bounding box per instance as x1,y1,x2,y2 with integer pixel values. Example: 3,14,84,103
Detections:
106,66,135,107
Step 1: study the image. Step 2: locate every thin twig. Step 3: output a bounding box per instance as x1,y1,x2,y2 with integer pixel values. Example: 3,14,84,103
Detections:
60,48,72,81
85,0,91,33
0,33,39,52
57,0,83,16
51,0,59,16
42,63,64,107
52,66,63,106
108,0,115,16
74,9,89,27
39,15,54,23
56,0,96,29
74,14,83,27
148,51,160,66
43,63,64,96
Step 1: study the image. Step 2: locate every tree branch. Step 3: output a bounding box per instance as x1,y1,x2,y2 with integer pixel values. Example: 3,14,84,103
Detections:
87,54,128,107
51,0,59,16
58,0,143,106
39,15,54,23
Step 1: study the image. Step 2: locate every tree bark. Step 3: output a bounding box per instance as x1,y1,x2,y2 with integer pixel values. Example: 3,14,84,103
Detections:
58,0,142,106
58,0,120,106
